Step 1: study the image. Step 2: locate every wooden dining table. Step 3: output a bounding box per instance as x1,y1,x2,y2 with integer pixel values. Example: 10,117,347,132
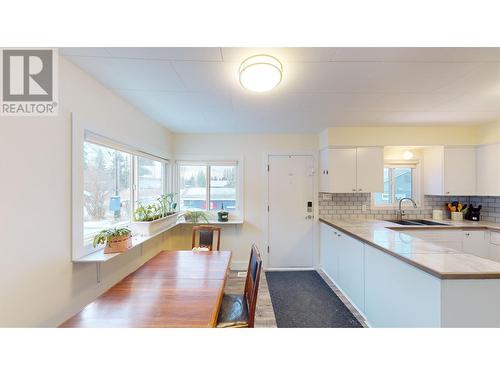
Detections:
60,250,232,328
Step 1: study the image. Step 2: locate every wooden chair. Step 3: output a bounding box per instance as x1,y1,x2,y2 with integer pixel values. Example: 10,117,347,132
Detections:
216,244,263,328
191,225,221,251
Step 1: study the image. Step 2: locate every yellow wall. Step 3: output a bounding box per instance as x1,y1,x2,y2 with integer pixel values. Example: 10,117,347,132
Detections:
321,126,480,148
478,121,500,144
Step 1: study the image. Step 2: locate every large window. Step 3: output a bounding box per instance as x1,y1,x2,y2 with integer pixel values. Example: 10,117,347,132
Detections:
178,162,238,212
82,140,168,245
136,156,165,206
83,142,131,240
373,164,418,207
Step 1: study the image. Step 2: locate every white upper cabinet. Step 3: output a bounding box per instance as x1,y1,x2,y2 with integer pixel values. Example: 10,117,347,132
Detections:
477,144,500,196
423,146,476,196
319,147,383,193
356,147,384,193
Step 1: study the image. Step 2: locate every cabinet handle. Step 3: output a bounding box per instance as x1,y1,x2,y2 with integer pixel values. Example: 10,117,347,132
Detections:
358,189,362,191
465,232,470,236
352,188,356,192
446,192,450,194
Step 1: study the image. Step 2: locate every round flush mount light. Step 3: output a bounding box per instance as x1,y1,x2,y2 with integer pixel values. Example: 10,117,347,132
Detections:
403,150,414,160
239,55,283,92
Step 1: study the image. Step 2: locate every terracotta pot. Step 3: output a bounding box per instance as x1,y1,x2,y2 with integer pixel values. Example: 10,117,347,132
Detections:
104,234,132,254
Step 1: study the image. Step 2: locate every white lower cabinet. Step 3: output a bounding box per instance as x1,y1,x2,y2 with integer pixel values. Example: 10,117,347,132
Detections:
363,245,441,327
462,231,487,258
320,223,339,281
320,223,500,327
337,232,365,313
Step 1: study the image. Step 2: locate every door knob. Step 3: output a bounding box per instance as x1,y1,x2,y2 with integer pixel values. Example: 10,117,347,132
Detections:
305,214,313,219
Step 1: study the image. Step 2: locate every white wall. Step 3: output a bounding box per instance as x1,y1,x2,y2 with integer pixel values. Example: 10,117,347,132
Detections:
0,57,173,327
171,133,318,269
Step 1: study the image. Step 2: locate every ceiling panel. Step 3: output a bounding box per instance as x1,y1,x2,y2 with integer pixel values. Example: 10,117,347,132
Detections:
285,61,478,93
221,47,335,62
60,47,111,57
106,47,222,61
65,56,185,91
171,61,239,91
62,48,500,133
116,89,206,131
331,47,500,62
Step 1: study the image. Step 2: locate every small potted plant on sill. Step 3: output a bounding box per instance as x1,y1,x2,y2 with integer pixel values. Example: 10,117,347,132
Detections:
93,227,132,254
132,193,179,236
180,210,211,224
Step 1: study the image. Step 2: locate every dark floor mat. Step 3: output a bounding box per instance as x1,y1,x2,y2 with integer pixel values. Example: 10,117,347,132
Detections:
266,271,363,328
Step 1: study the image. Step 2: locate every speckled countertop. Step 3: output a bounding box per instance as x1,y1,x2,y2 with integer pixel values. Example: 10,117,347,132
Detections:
319,216,500,279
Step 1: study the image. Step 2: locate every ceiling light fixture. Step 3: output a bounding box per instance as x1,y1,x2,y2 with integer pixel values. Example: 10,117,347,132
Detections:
239,55,283,92
403,150,414,160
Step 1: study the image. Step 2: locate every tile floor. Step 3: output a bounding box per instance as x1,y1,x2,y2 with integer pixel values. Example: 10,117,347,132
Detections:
224,269,368,328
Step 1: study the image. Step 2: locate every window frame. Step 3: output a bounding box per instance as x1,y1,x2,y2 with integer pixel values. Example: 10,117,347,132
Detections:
82,140,134,245
175,158,243,218
371,161,421,209
132,155,169,213
72,123,171,260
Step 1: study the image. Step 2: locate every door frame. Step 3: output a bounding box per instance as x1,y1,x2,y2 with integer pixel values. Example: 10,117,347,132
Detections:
264,151,319,270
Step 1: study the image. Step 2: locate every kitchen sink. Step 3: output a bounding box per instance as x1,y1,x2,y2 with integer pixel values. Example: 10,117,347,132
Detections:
385,219,449,226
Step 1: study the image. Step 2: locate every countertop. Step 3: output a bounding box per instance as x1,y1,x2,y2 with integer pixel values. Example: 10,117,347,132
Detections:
319,216,500,279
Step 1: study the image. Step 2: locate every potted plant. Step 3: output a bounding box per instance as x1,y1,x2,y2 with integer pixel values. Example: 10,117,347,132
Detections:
132,194,179,236
93,227,132,254
180,210,211,224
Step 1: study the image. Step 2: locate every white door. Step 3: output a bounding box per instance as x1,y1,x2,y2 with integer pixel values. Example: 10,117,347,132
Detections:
268,155,314,268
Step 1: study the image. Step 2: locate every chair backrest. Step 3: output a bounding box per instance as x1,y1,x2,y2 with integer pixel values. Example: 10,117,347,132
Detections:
244,244,263,328
191,225,221,251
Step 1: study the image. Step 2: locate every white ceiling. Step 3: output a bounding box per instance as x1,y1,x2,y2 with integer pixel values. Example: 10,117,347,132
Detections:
61,48,500,133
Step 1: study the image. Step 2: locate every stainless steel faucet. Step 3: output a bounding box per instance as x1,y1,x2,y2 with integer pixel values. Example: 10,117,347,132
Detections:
397,197,418,220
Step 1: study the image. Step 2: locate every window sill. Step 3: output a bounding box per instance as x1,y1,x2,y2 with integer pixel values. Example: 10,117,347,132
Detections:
74,220,179,263
177,218,244,225
73,217,244,263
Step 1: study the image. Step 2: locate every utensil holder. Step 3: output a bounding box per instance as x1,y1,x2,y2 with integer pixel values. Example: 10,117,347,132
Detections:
451,211,463,221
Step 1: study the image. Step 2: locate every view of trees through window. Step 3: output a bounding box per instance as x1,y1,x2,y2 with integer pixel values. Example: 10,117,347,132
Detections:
137,157,164,206
179,164,236,211
83,142,131,239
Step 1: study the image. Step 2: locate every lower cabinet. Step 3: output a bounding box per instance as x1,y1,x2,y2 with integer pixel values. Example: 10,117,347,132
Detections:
337,232,365,313
320,222,500,327
363,245,441,327
320,223,364,314
320,223,339,281
462,231,487,258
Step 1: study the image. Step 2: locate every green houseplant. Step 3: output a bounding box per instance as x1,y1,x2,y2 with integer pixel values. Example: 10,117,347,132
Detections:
132,194,179,236
93,227,132,254
180,210,210,224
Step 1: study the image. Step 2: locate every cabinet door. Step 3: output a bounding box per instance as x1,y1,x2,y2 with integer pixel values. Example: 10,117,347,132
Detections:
423,146,445,195
356,147,384,193
462,231,487,259
319,148,330,192
320,223,339,282
337,232,365,312
443,148,476,195
477,144,500,196
328,148,357,193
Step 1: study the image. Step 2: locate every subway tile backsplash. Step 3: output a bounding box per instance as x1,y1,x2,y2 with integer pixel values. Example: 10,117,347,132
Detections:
318,193,500,223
